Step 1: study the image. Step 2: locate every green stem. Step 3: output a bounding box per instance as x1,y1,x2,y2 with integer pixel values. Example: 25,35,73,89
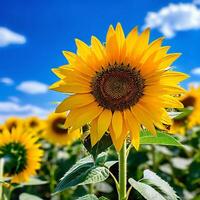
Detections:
0,158,4,199
119,140,127,200
88,183,94,194
151,145,157,171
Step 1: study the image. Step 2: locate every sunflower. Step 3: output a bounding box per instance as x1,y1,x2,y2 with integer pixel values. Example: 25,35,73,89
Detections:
180,85,200,128
24,116,45,133
50,23,188,151
0,124,4,133
44,113,81,146
5,117,24,132
169,120,186,135
0,127,43,183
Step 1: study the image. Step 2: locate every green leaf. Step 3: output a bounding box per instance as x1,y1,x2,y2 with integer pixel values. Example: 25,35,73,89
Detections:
95,152,107,166
174,108,193,120
141,169,179,200
129,178,166,200
77,194,98,200
54,156,94,194
19,193,43,200
17,178,48,187
140,130,182,147
81,166,109,185
83,133,113,159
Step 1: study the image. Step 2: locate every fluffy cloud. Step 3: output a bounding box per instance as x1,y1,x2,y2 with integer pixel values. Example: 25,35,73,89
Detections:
0,101,51,123
144,3,200,38
17,81,48,94
0,77,14,85
191,67,200,75
0,27,26,47
188,81,200,88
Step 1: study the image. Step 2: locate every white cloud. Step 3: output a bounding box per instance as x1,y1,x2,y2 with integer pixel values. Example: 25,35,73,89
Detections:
188,81,200,88
191,67,200,75
0,101,51,123
0,77,14,85
17,81,48,94
0,27,26,47
144,3,200,38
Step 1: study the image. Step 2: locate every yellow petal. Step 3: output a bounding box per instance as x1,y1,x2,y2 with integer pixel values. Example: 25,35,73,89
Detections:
124,109,140,150
90,118,98,146
106,25,115,44
56,94,95,113
160,95,183,108
112,111,123,138
91,36,107,66
97,109,112,140
132,28,150,63
159,53,181,69
106,33,119,64
109,124,126,151
131,105,156,135
125,26,138,59
63,51,76,64
49,82,91,93
115,23,125,51
141,37,164,63
65,101,103,131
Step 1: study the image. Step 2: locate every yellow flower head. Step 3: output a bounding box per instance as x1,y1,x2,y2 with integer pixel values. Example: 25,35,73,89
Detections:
24,116,45,133
0,124,5,133
181,85,200,129
44,113,81,146
0,127,43,183
169,120,186,135
5,117,24,132
50,23,188,151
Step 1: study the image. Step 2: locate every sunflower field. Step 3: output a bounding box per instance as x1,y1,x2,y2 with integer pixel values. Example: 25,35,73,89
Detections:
1,1,200,199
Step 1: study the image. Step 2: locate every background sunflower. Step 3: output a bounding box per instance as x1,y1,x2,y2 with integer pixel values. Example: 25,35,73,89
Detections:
0,127,43,183
44,113,81,146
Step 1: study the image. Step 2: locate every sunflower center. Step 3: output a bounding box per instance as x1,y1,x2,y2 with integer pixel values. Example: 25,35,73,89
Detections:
181,96,196,107
0,142,27,175
52,117,68,135
30,121,38,128
91,64,145,111
8,122,17,132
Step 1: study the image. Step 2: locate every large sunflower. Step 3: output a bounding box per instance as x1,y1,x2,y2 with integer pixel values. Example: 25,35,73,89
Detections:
0,127,43,183
50,23,188,151
44,113,81,146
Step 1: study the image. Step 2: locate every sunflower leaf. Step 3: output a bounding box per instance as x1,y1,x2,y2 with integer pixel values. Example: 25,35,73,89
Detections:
141,169,179,200
54,156,94,194
174,108,193,120
19,193,43,200
140,130,182,147
54,155,109,195
129,178,166,200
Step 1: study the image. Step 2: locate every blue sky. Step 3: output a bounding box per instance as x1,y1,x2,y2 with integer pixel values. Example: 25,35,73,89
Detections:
1,0,200,121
